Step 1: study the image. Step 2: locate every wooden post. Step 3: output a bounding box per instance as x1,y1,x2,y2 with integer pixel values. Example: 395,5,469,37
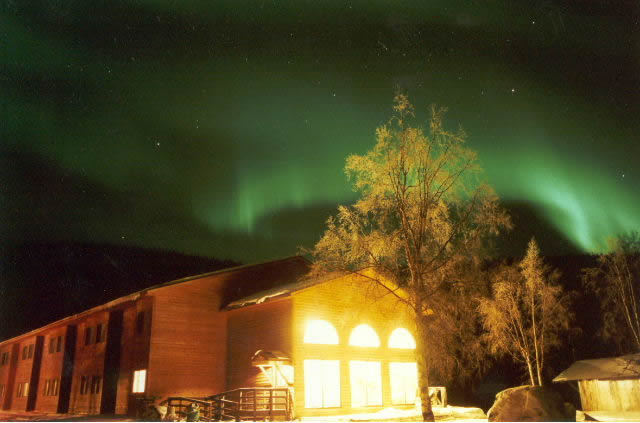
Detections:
253,389,257,420
236,391,241,422
269,390,273,421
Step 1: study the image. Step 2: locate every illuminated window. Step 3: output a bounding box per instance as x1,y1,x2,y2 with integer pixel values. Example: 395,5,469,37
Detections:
80,376,88,395
91,376,101,394
350,361,382,407
304,360,340,408
304,320,339,344
132,369,147,393
389,328,416,349
349,324,380,347
390,362,418,405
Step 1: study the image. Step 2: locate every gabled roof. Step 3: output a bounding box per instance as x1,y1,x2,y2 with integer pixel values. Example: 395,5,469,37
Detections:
553,353,640,382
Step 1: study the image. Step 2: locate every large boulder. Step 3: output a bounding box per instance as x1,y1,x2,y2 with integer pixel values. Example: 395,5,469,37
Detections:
487,385,575,422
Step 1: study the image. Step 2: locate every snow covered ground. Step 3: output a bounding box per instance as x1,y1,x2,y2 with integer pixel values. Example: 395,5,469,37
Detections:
301,405,487,422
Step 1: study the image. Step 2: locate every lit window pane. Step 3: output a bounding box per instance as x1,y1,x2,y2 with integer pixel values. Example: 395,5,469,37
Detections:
132,369,147,393
389,328,416,349
350,361,382,407
390,362,418,405
304,360,340,408
304,320,339,344
349,325,380,347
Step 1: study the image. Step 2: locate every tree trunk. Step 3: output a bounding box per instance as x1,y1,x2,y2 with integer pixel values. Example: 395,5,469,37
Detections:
416,316,435,421
536,358,543,386
526,357,536,386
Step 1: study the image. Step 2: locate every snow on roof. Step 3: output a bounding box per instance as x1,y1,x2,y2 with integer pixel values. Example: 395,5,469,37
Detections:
224,271,347,310
553,353,640,382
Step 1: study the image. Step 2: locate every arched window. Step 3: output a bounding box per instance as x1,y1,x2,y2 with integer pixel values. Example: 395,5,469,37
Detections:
304,320,339,344
349,324,380,347
388,328,416,349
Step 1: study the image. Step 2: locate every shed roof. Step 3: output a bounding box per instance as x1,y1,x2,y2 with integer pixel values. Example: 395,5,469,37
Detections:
553,353,640,382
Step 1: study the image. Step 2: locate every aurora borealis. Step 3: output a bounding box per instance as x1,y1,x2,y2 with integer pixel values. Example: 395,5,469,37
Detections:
2,0,639,263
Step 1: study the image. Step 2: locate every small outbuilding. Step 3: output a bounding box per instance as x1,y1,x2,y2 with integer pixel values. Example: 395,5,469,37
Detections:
553,353,640,420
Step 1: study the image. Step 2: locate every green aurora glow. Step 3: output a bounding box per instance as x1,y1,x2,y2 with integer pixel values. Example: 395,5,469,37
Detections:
2,1,638,261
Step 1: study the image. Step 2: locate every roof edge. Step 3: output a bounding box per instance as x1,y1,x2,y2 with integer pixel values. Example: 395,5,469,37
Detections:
0,255,308,345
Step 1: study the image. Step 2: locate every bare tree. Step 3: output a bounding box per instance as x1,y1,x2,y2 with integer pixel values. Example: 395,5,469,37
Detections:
583,232,640,353
479,238,571,386
310,94,511,421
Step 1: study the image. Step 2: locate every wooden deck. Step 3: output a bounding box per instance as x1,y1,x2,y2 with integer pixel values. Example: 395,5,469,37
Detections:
167,388,292,421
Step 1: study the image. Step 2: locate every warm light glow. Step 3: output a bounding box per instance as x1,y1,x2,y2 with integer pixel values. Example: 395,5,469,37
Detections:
350,361,382,407
304,360,340,408
390,362,418,405
132,369,147,393
389,328,416,349
304,320,339,344
349,324,380,347
259,364,294,387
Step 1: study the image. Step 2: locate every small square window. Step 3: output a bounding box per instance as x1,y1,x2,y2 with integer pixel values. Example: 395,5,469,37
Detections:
27,344,33,359
80,376,88,395
132,370,146,393
135,312,145,335
22,346,27,360
96,324,105,343
56,336,63,353
91,376,101,394
85,327,94,346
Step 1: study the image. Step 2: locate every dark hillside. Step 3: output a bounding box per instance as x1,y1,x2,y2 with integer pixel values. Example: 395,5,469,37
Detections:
0,242,238,341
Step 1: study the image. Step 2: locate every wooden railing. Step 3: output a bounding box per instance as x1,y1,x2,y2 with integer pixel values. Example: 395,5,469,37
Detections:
166,396,214,421
207,387,293,421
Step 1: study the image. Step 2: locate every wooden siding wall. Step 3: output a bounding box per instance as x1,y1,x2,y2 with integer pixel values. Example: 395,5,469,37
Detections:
579,379,640,411
226,299,293,390
35,326,67,412
0,344,19,410
11,336,38,412
146,276,228,400
114,298,153,415
291,274,415,418
68,311,110,414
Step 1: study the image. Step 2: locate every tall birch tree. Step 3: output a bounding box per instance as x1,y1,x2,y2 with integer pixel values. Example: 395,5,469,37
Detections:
310,94,511,421
479,238,570,386
583,232,640,353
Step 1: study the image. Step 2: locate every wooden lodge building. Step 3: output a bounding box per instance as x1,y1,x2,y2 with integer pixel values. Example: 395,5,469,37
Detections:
0,256,419,418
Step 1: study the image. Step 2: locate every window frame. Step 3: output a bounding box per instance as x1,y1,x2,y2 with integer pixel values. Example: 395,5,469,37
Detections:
389,362,418,405
349,360,383,407
85,327,94,346
132,369,147,394
303,359,341,409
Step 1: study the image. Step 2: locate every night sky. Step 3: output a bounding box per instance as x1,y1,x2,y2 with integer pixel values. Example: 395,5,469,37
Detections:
2,0,639,264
